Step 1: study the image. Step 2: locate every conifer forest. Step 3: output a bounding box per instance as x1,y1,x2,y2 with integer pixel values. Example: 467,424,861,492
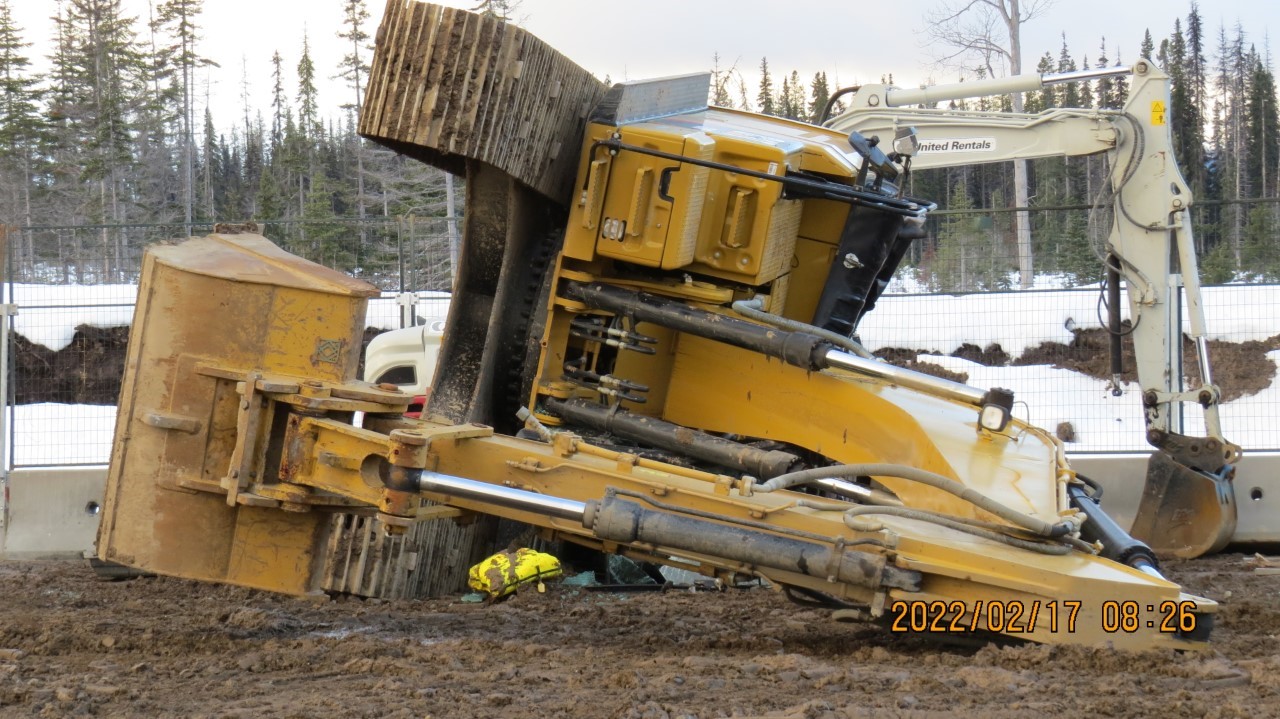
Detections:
0,1,1277,289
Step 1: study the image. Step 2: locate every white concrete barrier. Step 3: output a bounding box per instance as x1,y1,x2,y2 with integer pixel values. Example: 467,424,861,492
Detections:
1,466,106,559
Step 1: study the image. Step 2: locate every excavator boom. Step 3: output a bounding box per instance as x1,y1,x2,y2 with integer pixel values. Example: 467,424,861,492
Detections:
828,60,1240,557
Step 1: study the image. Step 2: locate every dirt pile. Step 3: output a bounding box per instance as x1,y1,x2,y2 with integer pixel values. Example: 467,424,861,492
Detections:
879,328,1280,403
1015,329,1279,402
11,326,129,405
0,555,1274,718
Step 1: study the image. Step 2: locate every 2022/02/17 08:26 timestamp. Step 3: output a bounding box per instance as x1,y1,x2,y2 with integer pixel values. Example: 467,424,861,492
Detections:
888,599,1200,635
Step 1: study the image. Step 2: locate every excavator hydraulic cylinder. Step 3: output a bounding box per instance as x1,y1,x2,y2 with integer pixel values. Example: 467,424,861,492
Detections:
583,493,922,592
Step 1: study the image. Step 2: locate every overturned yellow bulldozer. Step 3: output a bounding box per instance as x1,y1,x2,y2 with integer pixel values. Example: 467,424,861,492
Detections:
97,2,1234,649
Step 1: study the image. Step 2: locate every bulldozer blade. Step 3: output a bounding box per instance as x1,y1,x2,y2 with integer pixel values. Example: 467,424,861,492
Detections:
1129,450,1236,558
96,232,379,595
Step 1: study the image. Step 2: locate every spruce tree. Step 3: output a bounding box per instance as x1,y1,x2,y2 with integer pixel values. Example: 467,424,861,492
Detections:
256,152,287,226
1026,51,1055,112
1140,30,1154,61
52,0,147,228
219,128,244,221
297,33,320,140
1166,15,1208,251
785,70,805,122
200,106,219,220
132,0,180,223
808,71,830,123
1244,48,1277,199
470,0,520,21
756,57,774,115
0,0,46,232
778,74,795,119
1094,39,1115,108
337,0,371,226
1206,23,1251,269
1112,50,1128,106
1182,3,1211,242
269,50,286,151
155,0,213,225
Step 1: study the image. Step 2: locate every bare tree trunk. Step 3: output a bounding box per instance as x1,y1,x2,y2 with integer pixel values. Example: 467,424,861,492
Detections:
927,0,1047,287
1229,73,1244,267
22,157,32,274
1014,159,1032,286
111,168,122,281
184,32,193,226
352,38,367,241
1006,0,1034,288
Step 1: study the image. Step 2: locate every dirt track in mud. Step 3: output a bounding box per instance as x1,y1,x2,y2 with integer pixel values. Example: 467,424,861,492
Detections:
1,556,1277,718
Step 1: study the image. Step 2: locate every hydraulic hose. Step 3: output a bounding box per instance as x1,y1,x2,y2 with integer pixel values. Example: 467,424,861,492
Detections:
732,298,876,359
796,499,1091,555
754,463,1076,539
840,505,1074,555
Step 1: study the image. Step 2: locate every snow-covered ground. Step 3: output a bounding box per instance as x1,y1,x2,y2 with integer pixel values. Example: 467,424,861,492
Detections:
915,350,1280,453
5,281,1277,466
11,403,118,466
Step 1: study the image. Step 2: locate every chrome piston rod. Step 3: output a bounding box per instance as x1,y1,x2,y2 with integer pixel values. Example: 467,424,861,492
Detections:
823,348,986,406
569,281,990,408
417,470,587,522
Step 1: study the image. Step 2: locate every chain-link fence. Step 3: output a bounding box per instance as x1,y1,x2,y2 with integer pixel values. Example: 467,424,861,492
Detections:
4,206,1278,468
859,284,1279,453
870,199,1280,452
4,217,455,468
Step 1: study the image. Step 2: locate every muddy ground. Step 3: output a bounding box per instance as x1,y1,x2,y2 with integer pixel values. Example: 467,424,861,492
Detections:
1,555,1277,718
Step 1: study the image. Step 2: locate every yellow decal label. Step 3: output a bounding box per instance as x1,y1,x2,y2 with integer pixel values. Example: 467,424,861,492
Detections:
1151,100,1167,126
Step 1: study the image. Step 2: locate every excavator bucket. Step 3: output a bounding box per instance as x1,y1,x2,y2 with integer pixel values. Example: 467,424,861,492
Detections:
95,231,379,595
1130,450,1236,558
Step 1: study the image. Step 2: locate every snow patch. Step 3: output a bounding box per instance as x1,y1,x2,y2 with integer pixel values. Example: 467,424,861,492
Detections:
861,284,1280,358
10,284,137,352
10,403,118,465
9,284,454,351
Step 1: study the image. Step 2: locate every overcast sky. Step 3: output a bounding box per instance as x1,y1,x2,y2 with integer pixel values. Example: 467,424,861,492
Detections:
10,0,1279,133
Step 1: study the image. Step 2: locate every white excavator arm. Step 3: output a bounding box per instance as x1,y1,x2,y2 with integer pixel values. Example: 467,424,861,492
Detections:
829,60,1240,555
829,60,1238,468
